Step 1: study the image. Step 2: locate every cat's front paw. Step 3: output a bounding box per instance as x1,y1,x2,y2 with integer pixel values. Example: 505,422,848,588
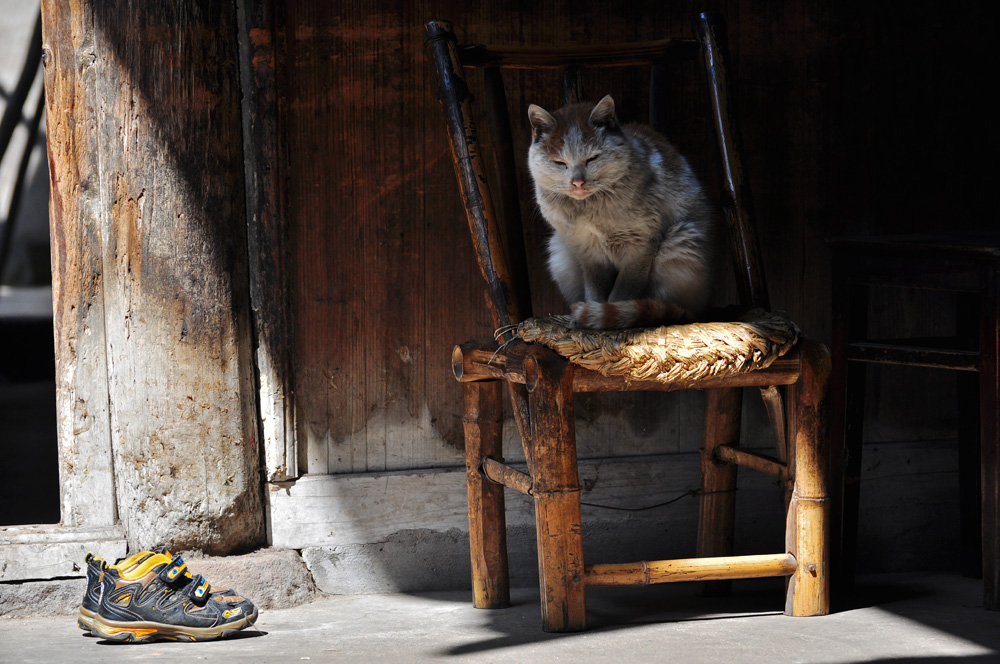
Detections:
568,301,595,329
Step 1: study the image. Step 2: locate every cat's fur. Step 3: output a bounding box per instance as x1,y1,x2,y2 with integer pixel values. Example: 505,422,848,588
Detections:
527,95,715,329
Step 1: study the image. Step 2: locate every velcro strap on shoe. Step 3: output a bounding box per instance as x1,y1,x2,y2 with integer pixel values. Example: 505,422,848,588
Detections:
158,556,188,584
188,575,212,605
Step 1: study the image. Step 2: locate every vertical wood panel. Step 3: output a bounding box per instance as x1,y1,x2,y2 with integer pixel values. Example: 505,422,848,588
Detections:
41,0,117,528
88,0,263,552
238,0,297,481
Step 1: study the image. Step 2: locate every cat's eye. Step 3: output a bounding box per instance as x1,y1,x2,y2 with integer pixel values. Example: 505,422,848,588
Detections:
552,159,567,168
586,154,602,164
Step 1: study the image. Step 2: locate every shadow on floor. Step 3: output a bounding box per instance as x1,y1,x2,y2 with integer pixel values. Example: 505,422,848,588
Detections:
431,574,1000,660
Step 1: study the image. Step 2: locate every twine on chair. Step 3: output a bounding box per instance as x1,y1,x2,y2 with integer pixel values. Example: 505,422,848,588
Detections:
516,307,800,384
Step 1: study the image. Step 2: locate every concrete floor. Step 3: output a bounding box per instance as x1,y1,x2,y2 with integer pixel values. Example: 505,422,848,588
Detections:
1,572,999,663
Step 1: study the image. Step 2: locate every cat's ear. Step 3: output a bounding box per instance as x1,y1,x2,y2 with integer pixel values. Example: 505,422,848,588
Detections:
589,95,619,130
528,104,556,141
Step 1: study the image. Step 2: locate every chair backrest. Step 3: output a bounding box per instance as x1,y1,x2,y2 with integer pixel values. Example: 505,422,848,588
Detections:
424,13,769,335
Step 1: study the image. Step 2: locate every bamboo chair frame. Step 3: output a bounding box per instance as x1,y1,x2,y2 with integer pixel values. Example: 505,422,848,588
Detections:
425,13,831,632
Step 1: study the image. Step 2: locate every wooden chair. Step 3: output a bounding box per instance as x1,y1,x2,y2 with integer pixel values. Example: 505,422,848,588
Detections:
829,234,1000,610
424,13,831,632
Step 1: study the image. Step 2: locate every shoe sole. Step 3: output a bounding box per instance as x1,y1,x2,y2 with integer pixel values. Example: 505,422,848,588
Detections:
77,607,97,632
91,607,258,643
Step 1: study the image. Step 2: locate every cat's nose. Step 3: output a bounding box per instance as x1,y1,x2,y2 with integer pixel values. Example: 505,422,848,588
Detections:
571,177,586,188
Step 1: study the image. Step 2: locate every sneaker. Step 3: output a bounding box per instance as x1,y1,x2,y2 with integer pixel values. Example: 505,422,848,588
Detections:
77,548,168,632
91,553,258,642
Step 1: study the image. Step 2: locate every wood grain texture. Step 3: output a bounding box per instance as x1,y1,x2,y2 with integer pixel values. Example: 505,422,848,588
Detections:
237,0,297,482
83,0,262,553
41,0,117,529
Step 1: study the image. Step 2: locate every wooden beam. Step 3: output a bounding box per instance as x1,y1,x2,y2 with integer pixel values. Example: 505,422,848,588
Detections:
41,0,117,529
236,0,297,482
585,553,797,586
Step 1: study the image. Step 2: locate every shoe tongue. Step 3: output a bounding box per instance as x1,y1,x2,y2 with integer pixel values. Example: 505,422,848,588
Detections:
116,551,156,570
114,546,172,569
119,552,174,580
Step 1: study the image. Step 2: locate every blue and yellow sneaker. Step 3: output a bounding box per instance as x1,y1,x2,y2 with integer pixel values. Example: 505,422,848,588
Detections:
91,553,258,642
78,548,168,632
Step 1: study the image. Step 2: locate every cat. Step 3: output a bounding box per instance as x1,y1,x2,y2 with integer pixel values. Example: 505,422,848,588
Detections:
526,95,715,329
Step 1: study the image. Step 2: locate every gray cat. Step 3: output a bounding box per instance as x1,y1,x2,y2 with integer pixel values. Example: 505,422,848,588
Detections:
527,95,715,329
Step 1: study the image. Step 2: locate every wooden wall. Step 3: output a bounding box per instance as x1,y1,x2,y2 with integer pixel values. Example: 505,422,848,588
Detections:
256,0,996,480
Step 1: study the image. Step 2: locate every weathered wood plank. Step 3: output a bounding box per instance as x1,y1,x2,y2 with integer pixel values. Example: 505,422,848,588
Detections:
88,0,263,553
40,0,116,529
237,0,297,481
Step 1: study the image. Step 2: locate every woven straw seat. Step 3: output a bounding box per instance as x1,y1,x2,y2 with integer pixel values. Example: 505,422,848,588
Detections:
517,308,800,385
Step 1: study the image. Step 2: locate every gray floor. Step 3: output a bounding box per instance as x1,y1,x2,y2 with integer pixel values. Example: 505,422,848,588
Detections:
2,572,999,663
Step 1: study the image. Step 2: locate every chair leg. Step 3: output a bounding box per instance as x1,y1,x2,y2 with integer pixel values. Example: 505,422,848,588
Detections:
830,279,868,603
981,281,999,610
525,347,586,632
785,339,831,616
836,354,867,595
957,292,983,579
697,387,742,596
463,380,510,609
958,371,983,579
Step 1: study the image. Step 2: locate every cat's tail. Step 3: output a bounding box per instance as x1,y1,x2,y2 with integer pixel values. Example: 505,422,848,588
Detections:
569,299,694,330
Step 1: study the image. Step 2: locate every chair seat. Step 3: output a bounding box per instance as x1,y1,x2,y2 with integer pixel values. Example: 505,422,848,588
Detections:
516,307,800,385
